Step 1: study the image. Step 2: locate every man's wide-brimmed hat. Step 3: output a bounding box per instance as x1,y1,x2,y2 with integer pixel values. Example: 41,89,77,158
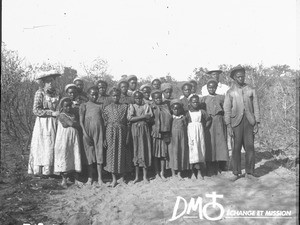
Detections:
206,70,222,75
36,70,61,80
230,65,245,79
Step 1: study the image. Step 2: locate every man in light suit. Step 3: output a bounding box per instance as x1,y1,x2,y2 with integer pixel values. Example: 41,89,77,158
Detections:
224,65,260,181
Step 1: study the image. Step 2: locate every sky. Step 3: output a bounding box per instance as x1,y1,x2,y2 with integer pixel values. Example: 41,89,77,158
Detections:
2,0,298,81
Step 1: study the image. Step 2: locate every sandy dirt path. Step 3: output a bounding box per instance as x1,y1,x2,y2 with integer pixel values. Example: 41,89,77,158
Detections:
43,165,297,225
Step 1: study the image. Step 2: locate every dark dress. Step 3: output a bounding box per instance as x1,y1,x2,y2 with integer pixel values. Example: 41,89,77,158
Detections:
202,95,228,162
79,101,104,165
103,103,132,173
180,97,189,112
169,115,190,171
128,104,153,168
120,94,134,105
151,103,172,158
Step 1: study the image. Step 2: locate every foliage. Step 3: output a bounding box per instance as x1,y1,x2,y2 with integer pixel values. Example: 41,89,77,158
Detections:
81,57,115,88
1,43,298,170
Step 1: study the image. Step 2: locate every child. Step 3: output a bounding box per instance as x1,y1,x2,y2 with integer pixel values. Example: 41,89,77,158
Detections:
151,90,172,179
65,84,83,118
140,84,152,105
118,79,134,105
169,100,190,180
96,80,111,106
161,83,173,107
187,94,211,179
202,79,228,176
180,82,192,112
73,78,88,102
190,80,199,95
151,78,162,90
224,65,260,181
79,86,105,186
127,91,153,183
127,75,138,97
103,87,132,187
54,97,81,188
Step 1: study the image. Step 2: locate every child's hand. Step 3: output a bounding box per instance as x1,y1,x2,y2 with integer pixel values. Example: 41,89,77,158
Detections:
144,114,151,120
52,111,60,117
253,123,259,135
103,140,107,148
84,135,93,146
227,126,234,137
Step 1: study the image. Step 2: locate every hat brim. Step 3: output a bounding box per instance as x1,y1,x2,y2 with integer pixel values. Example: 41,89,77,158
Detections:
36,73,61,80
207,70,222,75
230,68,245,79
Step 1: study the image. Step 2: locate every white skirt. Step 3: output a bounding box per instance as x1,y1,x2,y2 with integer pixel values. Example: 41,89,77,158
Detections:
188,122,206,164
28,116,57,175
54,122,81,173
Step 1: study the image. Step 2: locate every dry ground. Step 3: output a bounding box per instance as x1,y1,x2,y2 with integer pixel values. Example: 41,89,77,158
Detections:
0,137,298,225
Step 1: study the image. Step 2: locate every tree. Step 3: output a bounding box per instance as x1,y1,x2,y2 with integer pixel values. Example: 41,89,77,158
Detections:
81,57,115,87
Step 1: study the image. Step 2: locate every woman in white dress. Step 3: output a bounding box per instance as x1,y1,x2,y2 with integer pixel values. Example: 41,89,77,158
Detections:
28,71,61,176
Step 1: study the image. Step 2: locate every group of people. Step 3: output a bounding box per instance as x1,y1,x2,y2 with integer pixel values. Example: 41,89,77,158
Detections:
28,65,260,187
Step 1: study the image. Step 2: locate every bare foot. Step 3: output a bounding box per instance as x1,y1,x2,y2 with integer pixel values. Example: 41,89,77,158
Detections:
94,181,104,187
86,178,93,186
109,180,117,187
178,175,184,181
133,178,139,184
118,177,127,185
191,174,197,180
160,172,166,181
61,180,67,189
143,178,149,184
75,180,84,187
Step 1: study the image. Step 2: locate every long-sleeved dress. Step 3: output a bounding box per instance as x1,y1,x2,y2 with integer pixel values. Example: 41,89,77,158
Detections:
28,89,60,175
79,101,105,165
151,103,172,158
54,113,81,173
127,103,153,168
103,103,132,173
202,95,228,162
169,115,190,171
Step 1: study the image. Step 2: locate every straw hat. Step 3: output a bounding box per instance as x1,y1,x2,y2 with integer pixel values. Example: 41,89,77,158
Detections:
35,70,61,80
161,83,172,91
64,84,77,92
127,75,137,82
230,65,245,79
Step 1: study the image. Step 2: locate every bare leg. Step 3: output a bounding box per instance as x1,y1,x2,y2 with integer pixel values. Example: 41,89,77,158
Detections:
87,165,93,185
197,169,204,180
97,164,103,186
160,159,166,180
118,174,125,184
178,171,184,180
133,166,139,184
61,173,67,188
171,169,176,178
191,164,197,179
110,173,117,187
143,168,149,183
39,166,43,175
154,157,161,179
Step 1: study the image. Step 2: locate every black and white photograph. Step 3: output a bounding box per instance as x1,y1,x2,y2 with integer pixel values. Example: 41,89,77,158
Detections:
1,0,299,224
